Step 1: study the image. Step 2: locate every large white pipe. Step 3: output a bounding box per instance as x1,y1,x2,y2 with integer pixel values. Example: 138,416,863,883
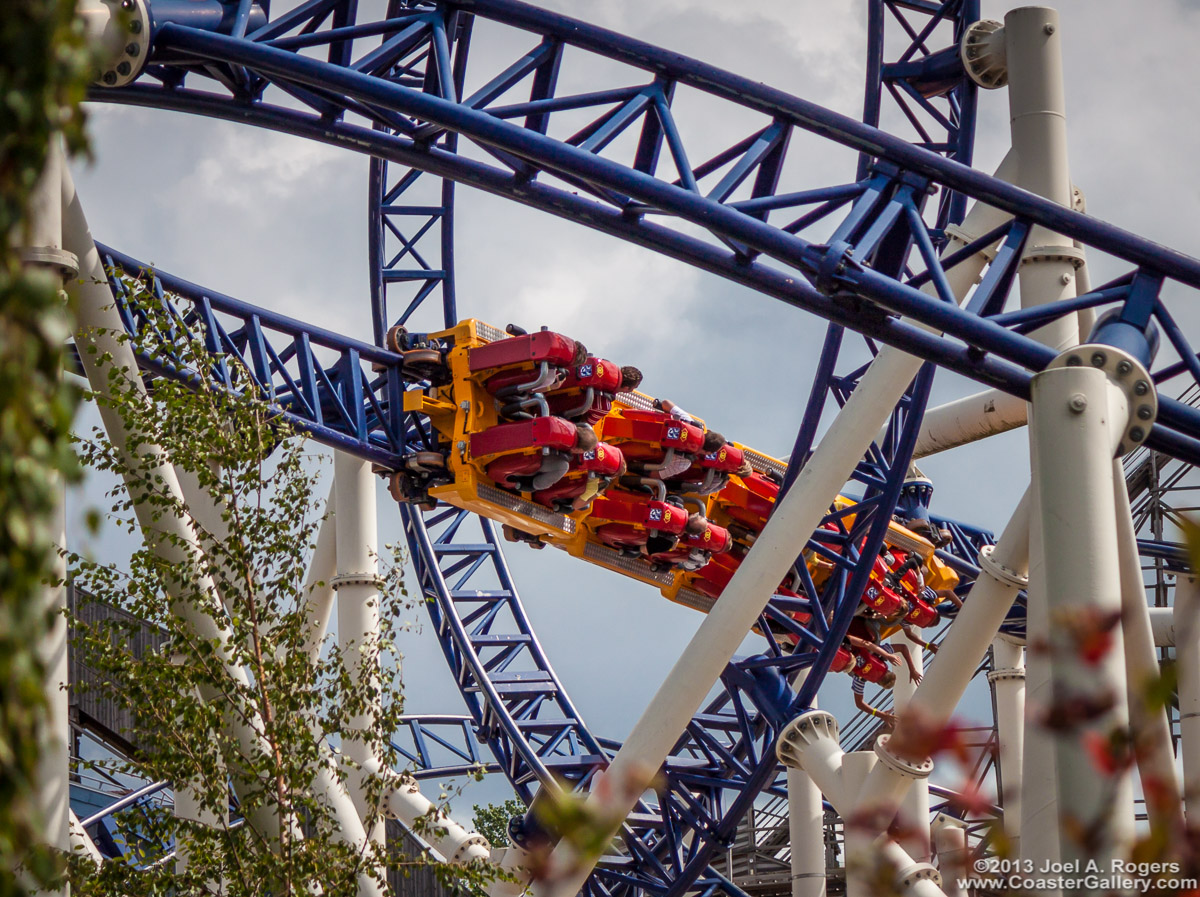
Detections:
988,638,1025,854
1020,485,1060,878
894,632,930,862
301,487,338,665
843,751,878,897
1005,10,1085,880
931,815,968,897
1029,364,1135,878
25,135,73,891
777,712,943,897
1007,7,1081,354
65,167,294,847
1149,607,1177,647
1113,459,1185,835
334,453,386,848
1175,578,1200,827
787,767,825,897
906,389,1029,458
384,772,491,864
787,680,824,897
68,811,102,867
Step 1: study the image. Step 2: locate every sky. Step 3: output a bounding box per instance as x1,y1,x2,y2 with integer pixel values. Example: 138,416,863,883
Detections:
66,0,1200,818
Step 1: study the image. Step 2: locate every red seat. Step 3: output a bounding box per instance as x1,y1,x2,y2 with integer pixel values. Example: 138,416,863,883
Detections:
545,357,623,424
592,494,687,551
486,453,545,489
470,416,577,461
887,549,923,600
646,521,733,569
469,330,578,373
601,410,705,457
851,651,891,684
532,442,624,509
861,555,906,616
830,646,855,673
669,444,746,491
904,596,938,628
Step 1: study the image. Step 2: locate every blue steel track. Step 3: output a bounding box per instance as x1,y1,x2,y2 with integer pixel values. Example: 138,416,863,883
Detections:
85,2,1193,895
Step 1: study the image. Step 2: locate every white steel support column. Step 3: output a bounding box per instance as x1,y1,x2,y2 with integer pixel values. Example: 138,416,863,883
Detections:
1114,462,1184,835
988,637,1024,854
384,772,490,865
531,151,1016,897
1005,9,1083,878
908,388,1029,458
22,134,75,891
334,453,385,848
67,812,102,867
1176,578,1200,827
302,486,338,664
1029,363,1134,879
63,168,384,897
842,751,877,897
893,632,930,862
931,815,968,897
777,712,944,897
788,679,824,897
1006,6,1080,354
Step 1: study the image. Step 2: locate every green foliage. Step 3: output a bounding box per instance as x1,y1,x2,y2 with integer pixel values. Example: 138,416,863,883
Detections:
0,1,95,894
67,272,502,896
471,799,523,849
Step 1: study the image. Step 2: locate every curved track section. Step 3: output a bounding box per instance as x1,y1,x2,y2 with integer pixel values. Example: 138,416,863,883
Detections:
87,2,1200,894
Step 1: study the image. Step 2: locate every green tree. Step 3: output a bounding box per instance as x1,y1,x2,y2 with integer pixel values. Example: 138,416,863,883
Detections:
67,272,501,896
0,1,93,893
472,799,524,850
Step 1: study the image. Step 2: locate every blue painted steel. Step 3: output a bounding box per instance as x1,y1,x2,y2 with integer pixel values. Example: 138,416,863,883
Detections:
92,12,1200,462
97,244,410,467
862,0,979,233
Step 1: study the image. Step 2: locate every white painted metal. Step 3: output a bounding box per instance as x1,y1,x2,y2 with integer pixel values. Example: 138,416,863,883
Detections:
68,811,102,866
1029,363,1135,879
776,712,944,897
77,0,149,87
1020,485,1061,882
787,681,824,897
988,637,1025,855
1149,607,1176,647
334,453,386,848
893,632,930,862
173,776,226,879
787,767,825,897
301,487,338,664
1176,578,1200,827
64,168,384,897
931,815,968,897
1004,10,1086,880
24,136,72,894
843,751,877,897
908,388,1028,458
1114,463,1184,831
1006,7,1081,354
383,772,491,864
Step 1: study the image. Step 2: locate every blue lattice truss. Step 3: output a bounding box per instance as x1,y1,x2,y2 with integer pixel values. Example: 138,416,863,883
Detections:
86,2,1199,895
